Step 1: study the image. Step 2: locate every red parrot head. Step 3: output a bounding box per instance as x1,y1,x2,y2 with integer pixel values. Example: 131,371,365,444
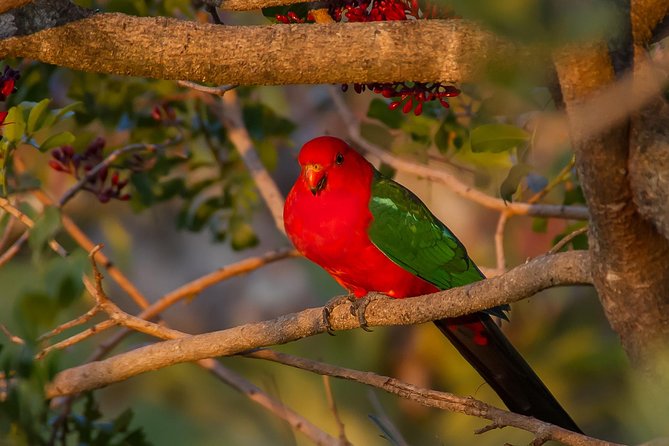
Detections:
297,136,369,196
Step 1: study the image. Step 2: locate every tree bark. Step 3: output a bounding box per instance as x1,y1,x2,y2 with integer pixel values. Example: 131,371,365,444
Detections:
555,41,669,386
46,251,590,397
0,14,520,85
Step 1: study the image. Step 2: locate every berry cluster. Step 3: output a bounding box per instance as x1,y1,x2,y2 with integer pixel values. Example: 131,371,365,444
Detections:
0,66,20,127
276,11,314,23
344,82,460,115
275,0,460,115
334,0,420,21
49,137,131,203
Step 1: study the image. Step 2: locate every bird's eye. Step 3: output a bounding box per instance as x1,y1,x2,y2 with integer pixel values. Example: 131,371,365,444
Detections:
335,153,344,165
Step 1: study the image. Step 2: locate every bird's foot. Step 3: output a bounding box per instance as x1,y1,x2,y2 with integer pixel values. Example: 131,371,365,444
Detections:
349,292,390,332
322,294,357,336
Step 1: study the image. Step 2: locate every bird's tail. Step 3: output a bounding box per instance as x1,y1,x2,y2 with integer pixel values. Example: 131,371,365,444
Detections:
434,314,582,433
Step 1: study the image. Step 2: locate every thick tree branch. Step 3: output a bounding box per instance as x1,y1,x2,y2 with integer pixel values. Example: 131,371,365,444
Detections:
555,43,669,384
0,15,516,85
45,250,591,398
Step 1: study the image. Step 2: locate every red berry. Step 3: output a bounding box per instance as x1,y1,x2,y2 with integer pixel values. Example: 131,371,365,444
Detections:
402,98,413,114
414,102,423,116
0,79,14,97
48,160,64,172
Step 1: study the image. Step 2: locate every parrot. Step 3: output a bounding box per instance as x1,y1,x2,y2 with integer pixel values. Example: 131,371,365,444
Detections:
283,135,581,432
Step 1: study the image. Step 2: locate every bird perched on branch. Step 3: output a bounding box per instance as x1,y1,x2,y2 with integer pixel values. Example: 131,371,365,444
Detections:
283,135,581,432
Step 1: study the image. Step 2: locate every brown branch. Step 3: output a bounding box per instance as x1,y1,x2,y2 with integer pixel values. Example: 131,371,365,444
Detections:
0,197,68,256
0,324,24,345
45,250,591,397
328,87,590,221
322,375,350,446
176,80,236,97
219,90,287,233
494,211,509,272
217,0,306,10
37,247,297,358
245,349,621,446
550,226,588,255
0,214,16,252
0,16,515,85
79,247,340,446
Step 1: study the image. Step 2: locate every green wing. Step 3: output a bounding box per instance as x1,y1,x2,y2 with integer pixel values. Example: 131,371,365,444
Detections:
368,171,484,290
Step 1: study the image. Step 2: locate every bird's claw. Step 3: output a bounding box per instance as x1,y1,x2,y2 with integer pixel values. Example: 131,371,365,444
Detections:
322,294,356,336
322,292,390,334
349,292,389,332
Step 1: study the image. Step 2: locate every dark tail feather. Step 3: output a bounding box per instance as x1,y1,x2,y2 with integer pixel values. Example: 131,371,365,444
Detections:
434,314,582,433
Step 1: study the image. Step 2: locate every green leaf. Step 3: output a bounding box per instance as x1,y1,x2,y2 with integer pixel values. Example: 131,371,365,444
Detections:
39,131,75,152
41,101,84,130
500,163,532,202
367,98,405,129
3,106,26,143
469,124,529,153
26,99,51,135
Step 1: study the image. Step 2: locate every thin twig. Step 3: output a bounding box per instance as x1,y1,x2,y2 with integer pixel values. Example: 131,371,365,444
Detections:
38,305,102,342
177,80,236,97
367,391,409,446
219,90,287,234
322,375,350,445
245,349,620,446
549,226,588,254
0,214,16,252
0,230,28,267
328,86,589,221
31,189,151,309
37,248,297,358
0,196,68,256
0,324,25,345
78,247,340,446
527,156,575,205
494,211,510,273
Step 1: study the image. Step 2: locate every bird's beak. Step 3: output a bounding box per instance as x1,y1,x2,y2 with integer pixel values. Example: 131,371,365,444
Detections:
304,164,327,195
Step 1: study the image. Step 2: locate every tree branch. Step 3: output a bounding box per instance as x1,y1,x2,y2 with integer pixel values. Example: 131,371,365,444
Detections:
76,244,341,446
555,42,669,385
0,15,515,85
219,90,287,234
246,349,621,446
45,250,591,397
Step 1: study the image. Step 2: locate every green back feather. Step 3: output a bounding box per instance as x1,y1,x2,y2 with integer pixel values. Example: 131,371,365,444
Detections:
368,171,484,290
368,170,510,319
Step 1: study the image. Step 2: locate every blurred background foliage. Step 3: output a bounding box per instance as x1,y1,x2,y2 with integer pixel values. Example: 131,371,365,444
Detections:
0,0,665,445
